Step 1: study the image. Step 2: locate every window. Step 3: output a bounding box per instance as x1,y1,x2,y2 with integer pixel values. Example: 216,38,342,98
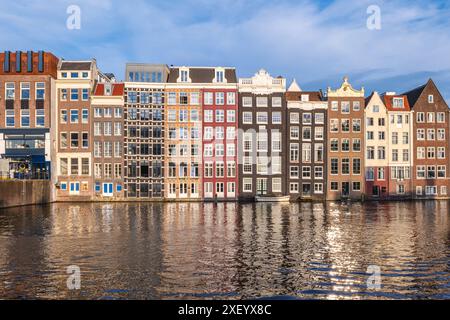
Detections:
315,144,324,162
36,110,45,127
315,167,323,179
20,83,30,100
417,129,425,140
331,182,339,191
393,98,404,108
341,101,350,113
417,112,425,123
341,119,350,132
243,157,252,174
315,113,325,124
82,89,89,101
60,158,68,175
427,166,436,179
330,139,339,152
427,147,435,159
342,159,350,175
438,147,445,159
272,112,282,124
227,92,236,105
353,158,361,174
402,132,409,144
82,133,88,148
352,119,361,132
180,70,189,82
227,110,236,123
378,147,386,160
427,129,435,141
330,119,339,133
243,179,252,192
437,129,445,141
6,110,14,127
366,168,374,181
199,110,211,123
290,127,300,139
437,112,445,123
70,133,79,148
428,95,434,103
179,92,188,105
427,112,435,123
242,96,252,107
168,92,177,105
256,112,268,124
70,110,79,123
272,132,282,152
104,122,112,136
94,141,102,157
114,142,121,158
227,127,235,140
302,167,311,179
82,109,88,124
302,127,311,140
438,166,446,178
243,133,252,152
303,113,312,125
188,92,199,105
331,159,339,175
114,122,121,136
81,158,89,175
353,139,361,152
331,101,338,111
5,83,15,100
20,110,30,127
70,89,79,101
290,144,299,162
378,167,385,180
216,110,225,122
256,97,268,107
243,112,252,124
417,166,426,179
204,92,213,105
215,92,225,105
272,97,282,107
70,158,79,175
290,113,300,124
352,182,361,191
367,147,375,160
60,132,68,149
227,162,236,177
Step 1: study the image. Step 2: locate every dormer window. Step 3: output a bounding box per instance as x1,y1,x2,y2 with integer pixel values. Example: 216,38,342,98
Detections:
428,95,434,103
216,70,224,83
61,72,68,78
105,83,112,96
393,98,404,108
301,94,309,102
71,72,79,78
181,70,189,82
82,72,89,78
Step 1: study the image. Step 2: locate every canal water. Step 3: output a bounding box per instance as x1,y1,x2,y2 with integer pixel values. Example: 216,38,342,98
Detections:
0,201,449,300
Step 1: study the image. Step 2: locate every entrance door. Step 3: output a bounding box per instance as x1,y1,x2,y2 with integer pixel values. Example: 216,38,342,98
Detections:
257,178,267,195
342,182,350,197
69,182,80,195
103,183,113,197
372,186,380,197
302,183,312,197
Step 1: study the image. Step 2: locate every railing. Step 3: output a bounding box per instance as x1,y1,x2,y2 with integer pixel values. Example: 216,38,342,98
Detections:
0,171,50,180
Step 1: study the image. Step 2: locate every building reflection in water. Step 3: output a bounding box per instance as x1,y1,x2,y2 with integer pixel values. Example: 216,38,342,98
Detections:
0,201,448,299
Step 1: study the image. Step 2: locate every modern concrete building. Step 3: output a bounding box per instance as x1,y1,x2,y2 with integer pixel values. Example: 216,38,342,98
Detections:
91,82,125,199
0,50,59,179
286,80,327,201
238,69,287,201
123,64,168,199
404,79,450,199
326,77,365,200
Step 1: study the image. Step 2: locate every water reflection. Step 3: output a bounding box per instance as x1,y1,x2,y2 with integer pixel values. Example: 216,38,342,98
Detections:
0,201,448,299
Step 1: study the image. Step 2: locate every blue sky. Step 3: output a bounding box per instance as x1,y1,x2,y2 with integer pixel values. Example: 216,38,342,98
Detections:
1,0,450,102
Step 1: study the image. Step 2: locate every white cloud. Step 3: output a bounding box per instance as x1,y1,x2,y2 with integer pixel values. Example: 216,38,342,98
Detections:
0,0,449,101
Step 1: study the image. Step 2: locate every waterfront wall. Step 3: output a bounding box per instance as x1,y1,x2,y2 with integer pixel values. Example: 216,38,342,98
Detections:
0,180,51,209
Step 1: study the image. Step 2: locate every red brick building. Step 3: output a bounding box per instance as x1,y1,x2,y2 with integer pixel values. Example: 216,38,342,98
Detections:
0,51,59,179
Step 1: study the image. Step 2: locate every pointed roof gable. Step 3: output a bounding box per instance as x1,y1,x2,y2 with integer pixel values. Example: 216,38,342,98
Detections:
288,79,302,92
402,81,428,108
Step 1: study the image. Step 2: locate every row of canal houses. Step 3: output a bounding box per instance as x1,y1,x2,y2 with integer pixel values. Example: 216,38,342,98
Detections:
0,51,449,202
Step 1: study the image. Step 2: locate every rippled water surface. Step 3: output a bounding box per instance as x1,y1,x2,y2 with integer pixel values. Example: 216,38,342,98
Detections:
0,201,449,300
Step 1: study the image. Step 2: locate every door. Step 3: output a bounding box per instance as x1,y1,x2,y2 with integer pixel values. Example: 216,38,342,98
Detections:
302,183,312,197
342,182,350,197
69,182,80,195
257,178,267,195
103,183,113,197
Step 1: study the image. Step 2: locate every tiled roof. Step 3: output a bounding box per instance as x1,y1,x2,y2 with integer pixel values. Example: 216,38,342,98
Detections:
168,67,237,83
60,61,92,71
93,83,124,96
402,82,427,108
383,94,411,111
286,91,323,101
